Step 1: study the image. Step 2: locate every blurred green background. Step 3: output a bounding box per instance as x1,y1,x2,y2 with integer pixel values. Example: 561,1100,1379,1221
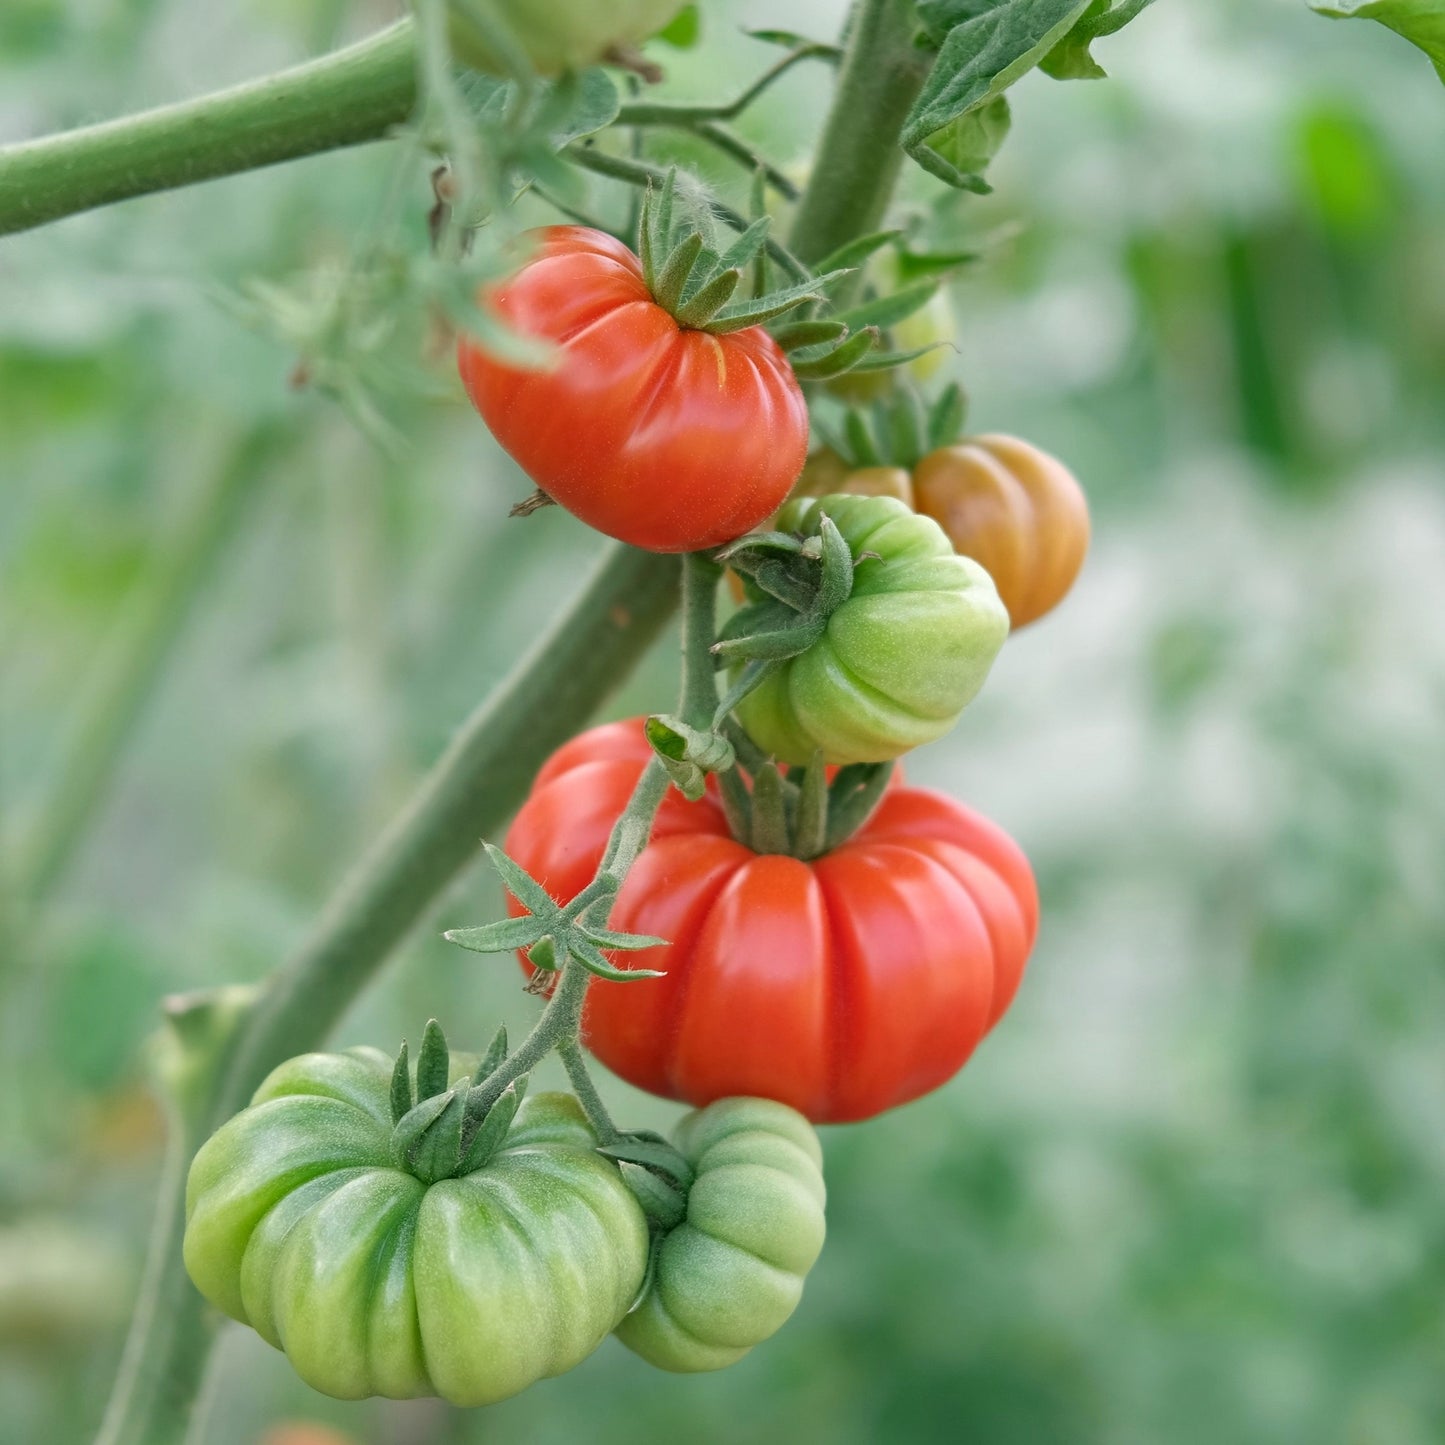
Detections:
3,1,1445,1442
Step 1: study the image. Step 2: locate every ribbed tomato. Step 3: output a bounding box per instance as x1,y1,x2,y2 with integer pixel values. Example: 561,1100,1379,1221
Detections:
457,227,809,553
913,434,1089,628
503,719,1039,1123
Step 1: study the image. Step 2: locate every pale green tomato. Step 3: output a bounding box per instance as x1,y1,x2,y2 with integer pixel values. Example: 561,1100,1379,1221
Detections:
444,0,684,76
734,493,1009,765
615,1098,826,1372
184,1048,648,1405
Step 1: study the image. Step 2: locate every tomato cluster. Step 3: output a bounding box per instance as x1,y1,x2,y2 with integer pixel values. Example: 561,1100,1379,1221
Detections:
187,175,1090,1416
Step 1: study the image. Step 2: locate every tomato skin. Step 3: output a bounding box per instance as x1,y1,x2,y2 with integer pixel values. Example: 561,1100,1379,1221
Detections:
912,435,1089,628
734,493,1009,765
183,1050,648,1405
457,227,809,553
505,720,1038,1123
615,1098,826,1371
447,0,683,76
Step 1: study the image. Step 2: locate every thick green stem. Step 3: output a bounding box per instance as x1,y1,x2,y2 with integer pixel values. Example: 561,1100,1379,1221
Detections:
19,424,295,906
786,0,933,272
96,543,677,1445
0,21,418,237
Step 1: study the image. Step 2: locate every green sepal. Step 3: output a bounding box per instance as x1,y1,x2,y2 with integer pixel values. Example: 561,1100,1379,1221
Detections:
527,936,560,972
793,753,830,860
771,319,850,352
825,761,897,851
474,1024,508,1082
708,273,846,333
653,230,706,313
814,515,855,615
673,268,742,329
416,1019,451,1103
391,1088,462,1183
483,841,561,920
568,937,666,983
832,278,941,332
812,229,903,278
710,616,825,664
444,915,549,953
389,1041,413,1125
718,215,772,275
927,381,968,450
845,342,949,374
458,1075,528,1174
597,1136,696,1190
790,325,881,380
749,763,792,855
711,657,783,729
619,1162,689,1230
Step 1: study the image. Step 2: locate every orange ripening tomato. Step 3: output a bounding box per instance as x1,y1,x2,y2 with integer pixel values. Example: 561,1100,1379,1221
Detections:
457,227,809,553
912,434,1089,628
504,720,1038,1124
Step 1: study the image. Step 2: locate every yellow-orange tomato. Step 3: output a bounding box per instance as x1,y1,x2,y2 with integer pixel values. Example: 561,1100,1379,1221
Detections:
913,435,1089,628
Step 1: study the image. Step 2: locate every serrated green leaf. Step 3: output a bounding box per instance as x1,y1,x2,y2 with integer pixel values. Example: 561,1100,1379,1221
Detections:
813,230,904,278
1307,0,1445,81
903,0,1093,166
1039,0,1155,79
918,93,1012,189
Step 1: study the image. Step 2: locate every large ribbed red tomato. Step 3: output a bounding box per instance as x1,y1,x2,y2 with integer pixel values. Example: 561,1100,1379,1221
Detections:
457,227,809,553
502,720,1039,1123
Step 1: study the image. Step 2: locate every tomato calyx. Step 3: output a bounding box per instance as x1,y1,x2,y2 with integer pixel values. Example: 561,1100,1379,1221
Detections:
821,380,969,473
599,1131,695,1231
387,1020,531,1182
637,170,848,337
710,510,859,719
445,843,668,982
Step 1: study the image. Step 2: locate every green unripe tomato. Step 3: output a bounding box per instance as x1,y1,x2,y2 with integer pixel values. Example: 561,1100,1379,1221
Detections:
734,493,1009,765
614,1098,826,1372
444,0,684,76
184,1048,649,1405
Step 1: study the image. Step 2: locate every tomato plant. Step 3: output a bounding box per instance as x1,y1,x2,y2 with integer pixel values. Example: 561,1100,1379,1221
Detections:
616,1098,827,1371
184,1043,648,1404
504,718,1038,1123
458,226,809,552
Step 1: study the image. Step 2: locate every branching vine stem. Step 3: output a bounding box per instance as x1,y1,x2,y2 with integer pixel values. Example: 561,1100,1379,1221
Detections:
465,551,721,1126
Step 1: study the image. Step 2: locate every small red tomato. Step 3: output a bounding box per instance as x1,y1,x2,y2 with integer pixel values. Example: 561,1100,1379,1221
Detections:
504,720,1039,1124
458,227,809,553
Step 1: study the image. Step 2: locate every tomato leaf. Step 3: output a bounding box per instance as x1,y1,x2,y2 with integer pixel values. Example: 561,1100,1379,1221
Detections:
903,0,1093,184
1307,0,1445,81
1037,0,1155,78
913,94,1012,193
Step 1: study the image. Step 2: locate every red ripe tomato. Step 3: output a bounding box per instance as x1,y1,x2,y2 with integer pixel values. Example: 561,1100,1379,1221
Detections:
457,227,809,553
504,720,1039,1123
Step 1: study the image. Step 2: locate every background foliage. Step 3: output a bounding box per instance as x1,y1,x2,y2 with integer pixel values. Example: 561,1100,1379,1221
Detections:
2,1,1444,1441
